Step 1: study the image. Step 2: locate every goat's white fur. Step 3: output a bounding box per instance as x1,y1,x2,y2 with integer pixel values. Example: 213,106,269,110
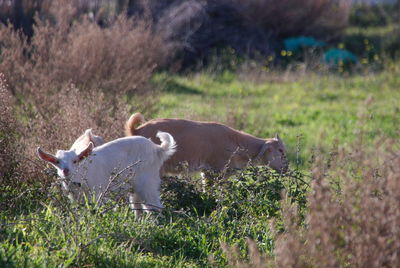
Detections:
37,131,176,215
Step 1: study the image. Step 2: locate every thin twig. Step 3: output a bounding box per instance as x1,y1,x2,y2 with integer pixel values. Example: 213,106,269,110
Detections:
96,160,141,207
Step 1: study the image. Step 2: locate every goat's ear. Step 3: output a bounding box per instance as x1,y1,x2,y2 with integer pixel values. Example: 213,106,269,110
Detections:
258,142,273,159
78,142,94,161
37,147,59,165
84,129,93,138
85,128,95,144
84,128,92,137
274,133,281,141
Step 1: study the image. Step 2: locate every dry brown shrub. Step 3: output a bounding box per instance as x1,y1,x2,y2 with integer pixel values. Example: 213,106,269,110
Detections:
232,0,350,39
0,0,172,184
24,84,128,156
0,0,168,99
274,138,400,267
0,74,20,182
221,136,400,267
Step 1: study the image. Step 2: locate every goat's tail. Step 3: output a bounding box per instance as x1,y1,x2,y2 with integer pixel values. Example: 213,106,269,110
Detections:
125,113,145,136
156,131,177,161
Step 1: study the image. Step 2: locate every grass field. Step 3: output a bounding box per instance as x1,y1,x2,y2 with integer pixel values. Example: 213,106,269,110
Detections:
1,63,399,267
1,2,400,265
152,65,400,167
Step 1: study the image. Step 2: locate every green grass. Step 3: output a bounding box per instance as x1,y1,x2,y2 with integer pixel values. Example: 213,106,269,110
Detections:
1,64,399,267
1,168,306,267
152,66,400,167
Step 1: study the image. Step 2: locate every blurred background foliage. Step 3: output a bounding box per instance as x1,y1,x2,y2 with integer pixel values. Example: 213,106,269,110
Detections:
1,0,398,69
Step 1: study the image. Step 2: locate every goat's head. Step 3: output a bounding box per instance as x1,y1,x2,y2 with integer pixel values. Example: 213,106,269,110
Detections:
259,134,288,173
37,142,94,179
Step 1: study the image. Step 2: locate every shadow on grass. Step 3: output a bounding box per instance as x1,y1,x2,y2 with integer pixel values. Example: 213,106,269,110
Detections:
162,80,203,95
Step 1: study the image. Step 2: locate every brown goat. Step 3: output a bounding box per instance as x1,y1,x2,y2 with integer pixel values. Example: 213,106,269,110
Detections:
125,113,288,176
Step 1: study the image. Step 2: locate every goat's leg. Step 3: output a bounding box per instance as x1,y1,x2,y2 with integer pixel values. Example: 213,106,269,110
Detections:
134,173,163,214
128,193,143,218
141,183,163,213
200,169,219,193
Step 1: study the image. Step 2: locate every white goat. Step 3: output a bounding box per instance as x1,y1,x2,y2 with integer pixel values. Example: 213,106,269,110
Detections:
37,131,176,214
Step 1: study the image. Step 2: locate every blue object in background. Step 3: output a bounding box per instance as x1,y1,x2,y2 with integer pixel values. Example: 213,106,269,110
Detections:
283,36,326,52
323,48,358,64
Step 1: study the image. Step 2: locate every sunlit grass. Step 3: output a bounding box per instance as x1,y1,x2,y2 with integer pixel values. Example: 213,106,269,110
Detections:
152,66,400,167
